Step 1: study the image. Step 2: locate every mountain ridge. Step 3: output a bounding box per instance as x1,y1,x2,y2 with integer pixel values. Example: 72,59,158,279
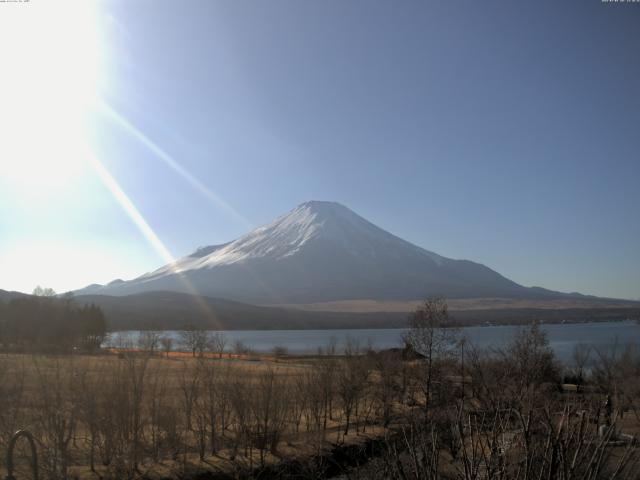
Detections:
72,201,595,304
3,288,638,331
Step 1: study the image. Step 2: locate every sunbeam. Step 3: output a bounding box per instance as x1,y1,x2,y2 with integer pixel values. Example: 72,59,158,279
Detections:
87,151,223,328
94,99,252,229
87,154,176,266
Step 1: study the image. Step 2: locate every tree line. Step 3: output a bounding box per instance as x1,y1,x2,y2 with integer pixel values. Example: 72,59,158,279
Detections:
0,293,107,353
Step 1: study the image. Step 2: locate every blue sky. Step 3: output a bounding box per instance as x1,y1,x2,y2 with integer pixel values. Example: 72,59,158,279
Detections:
0,0,638,299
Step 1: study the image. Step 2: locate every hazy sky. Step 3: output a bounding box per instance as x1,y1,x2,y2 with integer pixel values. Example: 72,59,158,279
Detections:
0,0,638,299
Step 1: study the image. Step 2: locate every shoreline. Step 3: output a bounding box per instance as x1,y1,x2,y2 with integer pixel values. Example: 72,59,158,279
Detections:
107,316,638,334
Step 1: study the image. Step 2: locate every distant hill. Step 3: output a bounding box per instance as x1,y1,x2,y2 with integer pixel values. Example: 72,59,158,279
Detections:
74,291,407,330
3,289,636,331
0,289,29,302
73,201,597,304
73,291,640,331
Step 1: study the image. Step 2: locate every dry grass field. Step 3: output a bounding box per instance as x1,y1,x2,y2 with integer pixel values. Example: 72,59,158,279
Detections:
0,350,400,480
273,297,640,313
2,314,640,479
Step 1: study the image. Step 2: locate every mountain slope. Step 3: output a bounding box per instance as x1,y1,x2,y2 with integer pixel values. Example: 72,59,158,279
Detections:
74,201,581,304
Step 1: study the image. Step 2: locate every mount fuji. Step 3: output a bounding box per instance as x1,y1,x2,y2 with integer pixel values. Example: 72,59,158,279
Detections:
74,201,579,304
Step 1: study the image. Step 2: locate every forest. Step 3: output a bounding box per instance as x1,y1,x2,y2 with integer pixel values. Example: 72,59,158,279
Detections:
0,295,107,353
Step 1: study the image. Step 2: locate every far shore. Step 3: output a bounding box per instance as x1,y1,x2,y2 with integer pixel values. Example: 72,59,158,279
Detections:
107,315,639,333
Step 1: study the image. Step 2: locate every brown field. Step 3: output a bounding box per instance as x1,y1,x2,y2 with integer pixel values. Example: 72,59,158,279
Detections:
0,350,399,480
2,318,640,480
272,297,639,313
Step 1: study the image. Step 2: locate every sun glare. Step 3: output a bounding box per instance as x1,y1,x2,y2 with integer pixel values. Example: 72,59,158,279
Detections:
0,1,241,308
0,1,99,194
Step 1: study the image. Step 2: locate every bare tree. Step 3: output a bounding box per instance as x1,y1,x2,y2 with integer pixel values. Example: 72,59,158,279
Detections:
234,339,251,355
138,330,161,354
373,350,402,427
404,297,459,415
272,344,288,360
251,367,288,466
79,365,103,472
180,326,210,357
160,335,174,358
505,323,559,405
337,339,369,436
32,285,57,297
112,331,134,350
571,342,592,385
300,367,330,457
33,358,81,479
125,355,148,472
211,332,228,358
199,361,222,455
179,362,201,433
146,363,169,462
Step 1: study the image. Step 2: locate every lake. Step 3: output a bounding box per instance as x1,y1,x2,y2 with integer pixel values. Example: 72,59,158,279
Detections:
111,320,640,364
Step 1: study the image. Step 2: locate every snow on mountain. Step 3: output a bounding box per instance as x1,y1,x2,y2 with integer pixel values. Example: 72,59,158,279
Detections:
142,201,444,278
73,201,566,304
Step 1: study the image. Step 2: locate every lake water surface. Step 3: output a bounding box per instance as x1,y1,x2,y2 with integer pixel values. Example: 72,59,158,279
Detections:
112,320,640,364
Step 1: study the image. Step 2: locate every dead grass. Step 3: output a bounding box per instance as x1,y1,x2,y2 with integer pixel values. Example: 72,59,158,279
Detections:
272,297,639,313
0,351,394,479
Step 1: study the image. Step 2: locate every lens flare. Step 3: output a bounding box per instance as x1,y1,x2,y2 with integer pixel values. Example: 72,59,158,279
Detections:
87,153,175,266
87,151,223,328
94,99,251,229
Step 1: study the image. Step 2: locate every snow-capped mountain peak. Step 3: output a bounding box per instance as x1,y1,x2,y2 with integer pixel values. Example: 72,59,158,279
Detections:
74,201,546,304
160,201,443,274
